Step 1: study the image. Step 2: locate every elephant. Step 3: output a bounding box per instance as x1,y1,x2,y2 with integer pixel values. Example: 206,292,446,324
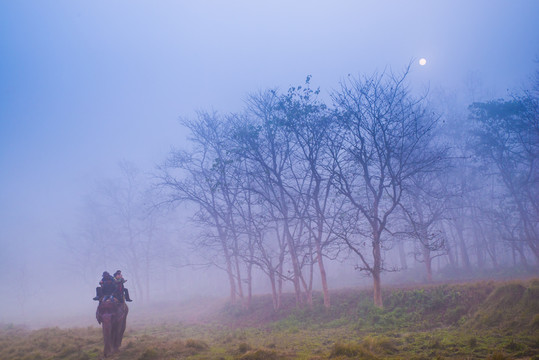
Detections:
96,297,129,357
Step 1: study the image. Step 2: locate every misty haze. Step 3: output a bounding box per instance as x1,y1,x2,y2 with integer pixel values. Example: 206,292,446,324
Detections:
1,1,538,359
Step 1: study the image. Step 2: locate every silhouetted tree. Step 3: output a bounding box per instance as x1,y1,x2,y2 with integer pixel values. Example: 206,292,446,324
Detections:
276,78,339,308
400,171,450,282
232,90,308,306
329,69,447,307
159,113,248,305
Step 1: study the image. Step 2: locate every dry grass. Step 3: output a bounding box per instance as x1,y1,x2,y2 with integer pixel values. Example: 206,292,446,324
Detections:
1,278,538,359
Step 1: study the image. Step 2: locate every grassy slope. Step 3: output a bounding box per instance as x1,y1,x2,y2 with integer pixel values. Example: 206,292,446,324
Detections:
1,279,538,360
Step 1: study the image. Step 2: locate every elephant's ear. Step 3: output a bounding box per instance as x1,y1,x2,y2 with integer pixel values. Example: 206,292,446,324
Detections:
96,308,102,324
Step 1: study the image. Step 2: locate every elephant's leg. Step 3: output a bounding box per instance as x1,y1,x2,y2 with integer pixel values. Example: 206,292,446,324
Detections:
118,314,127,346
112,314,127,351
101,315,113,357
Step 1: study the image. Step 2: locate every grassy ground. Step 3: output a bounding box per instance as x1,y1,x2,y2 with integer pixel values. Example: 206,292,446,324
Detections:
1,279,538,359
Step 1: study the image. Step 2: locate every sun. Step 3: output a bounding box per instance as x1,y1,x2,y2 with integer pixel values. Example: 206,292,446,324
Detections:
419,58,427,66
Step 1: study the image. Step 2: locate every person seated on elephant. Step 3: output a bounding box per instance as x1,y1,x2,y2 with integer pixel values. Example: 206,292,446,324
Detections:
113,270,133,302
93,271,116,301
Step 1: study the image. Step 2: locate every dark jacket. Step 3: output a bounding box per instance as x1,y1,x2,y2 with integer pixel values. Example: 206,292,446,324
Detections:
100,274,116,295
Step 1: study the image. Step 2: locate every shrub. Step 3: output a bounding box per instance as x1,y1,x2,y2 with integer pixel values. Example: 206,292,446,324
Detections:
531,314,539,329
238,342,251,353
487,351,510,360
239,348,280,360
329,342,378,359
185,338,209,350
362,335,398,354
138,347,159,360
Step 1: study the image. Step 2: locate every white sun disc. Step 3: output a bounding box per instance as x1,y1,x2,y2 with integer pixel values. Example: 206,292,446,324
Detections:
419,58,427,66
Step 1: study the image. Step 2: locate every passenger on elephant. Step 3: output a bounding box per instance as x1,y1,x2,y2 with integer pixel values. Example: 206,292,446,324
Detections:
113,270,133,302
93,271,116,301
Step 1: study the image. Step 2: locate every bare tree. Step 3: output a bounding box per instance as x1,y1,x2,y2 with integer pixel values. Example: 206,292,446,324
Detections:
158,113,248,305
232,90,309,307
399,171,449,282
329,69,446,307
276,78,339,308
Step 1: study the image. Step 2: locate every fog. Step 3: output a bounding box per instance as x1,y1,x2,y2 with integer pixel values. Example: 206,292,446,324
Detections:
1,1,538,328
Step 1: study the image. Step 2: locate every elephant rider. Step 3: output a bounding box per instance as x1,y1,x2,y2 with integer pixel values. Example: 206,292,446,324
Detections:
113,270,133,302
93,271,116,301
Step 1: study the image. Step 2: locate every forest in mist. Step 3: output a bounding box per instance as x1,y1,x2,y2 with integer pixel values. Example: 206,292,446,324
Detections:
2,67,539,328
1,1,538,329
59,68,539,315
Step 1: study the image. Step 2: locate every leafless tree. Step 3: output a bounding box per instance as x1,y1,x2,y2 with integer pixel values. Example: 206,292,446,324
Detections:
276,78,340,308
232,90,310,307
158,113,248,305
329,68,446,307
399,171,450,282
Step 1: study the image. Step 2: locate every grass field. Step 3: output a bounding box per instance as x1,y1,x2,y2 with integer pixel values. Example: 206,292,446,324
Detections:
1,279,538,359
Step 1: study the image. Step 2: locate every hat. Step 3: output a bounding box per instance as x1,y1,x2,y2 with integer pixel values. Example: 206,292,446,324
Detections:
114,270,122,276
102,271,110,277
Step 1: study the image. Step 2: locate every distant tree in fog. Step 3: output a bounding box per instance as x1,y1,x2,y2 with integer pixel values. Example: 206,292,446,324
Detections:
469,90,539,263
71,161,168,303
329,69,447,307
433,91,478,272
399,171,450,282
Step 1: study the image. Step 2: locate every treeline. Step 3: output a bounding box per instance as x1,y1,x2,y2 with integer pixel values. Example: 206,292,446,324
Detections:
70,68,538,309
154,69,538,309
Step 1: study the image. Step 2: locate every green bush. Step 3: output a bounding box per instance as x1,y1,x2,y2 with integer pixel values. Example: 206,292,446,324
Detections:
239,348,281,360
138,347,159,360
185,338,209,350
329,342,378,359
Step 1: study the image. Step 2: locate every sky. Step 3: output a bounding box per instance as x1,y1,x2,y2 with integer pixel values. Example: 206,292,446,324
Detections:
0,0,538,325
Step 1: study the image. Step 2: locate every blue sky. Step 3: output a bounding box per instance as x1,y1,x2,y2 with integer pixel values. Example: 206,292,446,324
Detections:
0,0,538,323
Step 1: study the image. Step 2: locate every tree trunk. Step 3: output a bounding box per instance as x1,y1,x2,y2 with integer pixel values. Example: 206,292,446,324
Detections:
372,240,383,308
455,220,471,270
316,240,331,308
516,242,529,268
474,227,486,270
398,241,408,270
444,222,457,268
422,244,433,282
302,259,314,307
372,269,383,308
278,186,304,307
217,219,237,304
284,226,303,306
234,252,244,305
489,243,499,268
246,262,253,310
145,255,150,304
269,270,279,310
277,260,283,309
226,259,237,304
